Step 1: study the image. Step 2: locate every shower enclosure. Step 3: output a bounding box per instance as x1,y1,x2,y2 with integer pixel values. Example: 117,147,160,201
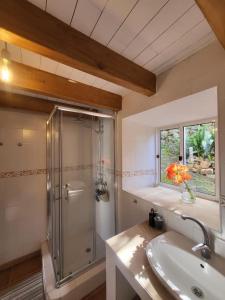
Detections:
46,105,116,286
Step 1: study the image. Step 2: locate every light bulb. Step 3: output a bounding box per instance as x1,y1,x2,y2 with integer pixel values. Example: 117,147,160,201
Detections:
1,61,10,82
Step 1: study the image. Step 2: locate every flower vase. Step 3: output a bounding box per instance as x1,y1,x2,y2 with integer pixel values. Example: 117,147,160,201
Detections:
181,181,196,204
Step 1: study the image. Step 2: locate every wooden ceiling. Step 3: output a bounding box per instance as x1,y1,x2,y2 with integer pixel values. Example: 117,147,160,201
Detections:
0,0,156,96
0,0,216,98
0,42,132,98
0,0,219,113
27,0,215,75
0,61,122,111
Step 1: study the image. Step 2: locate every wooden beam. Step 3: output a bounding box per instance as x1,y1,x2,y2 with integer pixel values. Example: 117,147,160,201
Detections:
0,89,54,113
0,0,156,96
195,0,225,49
0,61,122,111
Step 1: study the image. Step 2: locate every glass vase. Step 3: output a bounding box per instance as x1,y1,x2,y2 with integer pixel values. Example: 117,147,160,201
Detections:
181,181,196,204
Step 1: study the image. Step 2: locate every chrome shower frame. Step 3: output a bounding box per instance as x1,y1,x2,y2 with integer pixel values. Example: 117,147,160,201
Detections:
46,105,117,287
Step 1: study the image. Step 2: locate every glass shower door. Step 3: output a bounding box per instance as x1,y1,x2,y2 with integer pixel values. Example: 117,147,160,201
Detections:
47,105,116,285
61,111,96,277
47,109,61,282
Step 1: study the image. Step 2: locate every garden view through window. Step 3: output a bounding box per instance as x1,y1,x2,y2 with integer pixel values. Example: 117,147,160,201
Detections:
160,121,216,198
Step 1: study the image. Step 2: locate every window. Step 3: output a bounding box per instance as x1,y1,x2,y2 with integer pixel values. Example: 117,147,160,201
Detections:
158,120,217,200
160,128,180,185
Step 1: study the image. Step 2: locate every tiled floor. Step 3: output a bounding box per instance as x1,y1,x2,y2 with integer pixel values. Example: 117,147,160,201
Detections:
0,254,42,294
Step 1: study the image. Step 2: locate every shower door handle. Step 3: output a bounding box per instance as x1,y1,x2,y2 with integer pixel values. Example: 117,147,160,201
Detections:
64,184,83,201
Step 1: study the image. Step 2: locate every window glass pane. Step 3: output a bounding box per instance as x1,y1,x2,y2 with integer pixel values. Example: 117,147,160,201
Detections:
160,128,180,184
184,122,216,196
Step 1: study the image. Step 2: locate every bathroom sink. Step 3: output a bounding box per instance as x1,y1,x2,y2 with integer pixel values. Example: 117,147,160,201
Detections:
146,231,225,300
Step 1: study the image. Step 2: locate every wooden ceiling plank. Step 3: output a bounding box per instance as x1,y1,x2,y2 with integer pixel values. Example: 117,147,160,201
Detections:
195,0,225,50
0,61,122,111
0,0,156,96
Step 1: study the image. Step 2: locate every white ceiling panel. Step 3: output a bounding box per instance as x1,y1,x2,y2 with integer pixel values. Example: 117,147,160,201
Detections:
103,81,131,96
21,48,41,69
135,5,204,67
91,0,138,45
122,0,195,60
81,73,98,85
154,32,216,75
69,68,86,82
7,44,22,63
14,0,218,95
108,0,167,53
71,0,107,36
145,20,213,73
46,0,77,24
91,77,109,89
40,56,58,74
150,5,204,54
103,81,122,93
134,48,157,67
55,63,73,78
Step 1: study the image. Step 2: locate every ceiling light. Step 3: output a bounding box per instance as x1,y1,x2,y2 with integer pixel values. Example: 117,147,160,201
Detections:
1,43,11,82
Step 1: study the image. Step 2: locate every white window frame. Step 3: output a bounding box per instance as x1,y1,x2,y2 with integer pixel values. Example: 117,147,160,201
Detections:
156,118,219,202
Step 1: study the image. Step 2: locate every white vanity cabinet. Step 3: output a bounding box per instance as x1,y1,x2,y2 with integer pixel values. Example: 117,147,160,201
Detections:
120,191,149,231
106,223,174,300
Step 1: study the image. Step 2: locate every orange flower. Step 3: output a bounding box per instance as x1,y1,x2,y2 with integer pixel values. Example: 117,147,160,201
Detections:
182,172,192,181
166,163,177,179
166,163,192,185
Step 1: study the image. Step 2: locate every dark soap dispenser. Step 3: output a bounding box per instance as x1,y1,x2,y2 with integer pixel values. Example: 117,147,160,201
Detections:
149,208,156,228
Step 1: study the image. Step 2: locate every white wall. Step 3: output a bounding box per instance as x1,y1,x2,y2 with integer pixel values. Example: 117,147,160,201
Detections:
121,87,218,192
127,87,217,128
122,120,156,189
0,108,47,265
117,40,225,242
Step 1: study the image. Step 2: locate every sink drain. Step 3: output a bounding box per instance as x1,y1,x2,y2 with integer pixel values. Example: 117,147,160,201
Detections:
191,286,204,298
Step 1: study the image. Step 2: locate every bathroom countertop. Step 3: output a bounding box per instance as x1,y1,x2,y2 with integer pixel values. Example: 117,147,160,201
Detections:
123,186,220,230
106,222,175,300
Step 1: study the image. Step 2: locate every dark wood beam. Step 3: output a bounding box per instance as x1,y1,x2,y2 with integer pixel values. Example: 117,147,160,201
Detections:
0,89,54,113
0,61,122,111
0,0,156,96
195,0,225,50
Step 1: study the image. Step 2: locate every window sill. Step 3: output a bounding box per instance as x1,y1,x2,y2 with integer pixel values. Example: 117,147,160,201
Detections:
123,185,220,231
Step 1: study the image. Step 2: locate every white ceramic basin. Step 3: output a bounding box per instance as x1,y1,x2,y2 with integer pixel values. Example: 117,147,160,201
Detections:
146,231,225,300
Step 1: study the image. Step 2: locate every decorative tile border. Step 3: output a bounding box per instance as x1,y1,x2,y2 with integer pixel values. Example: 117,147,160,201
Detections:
63,164,93,172
0,167,155,179
0,164,97,179
0,168,47,179
119,169,156,177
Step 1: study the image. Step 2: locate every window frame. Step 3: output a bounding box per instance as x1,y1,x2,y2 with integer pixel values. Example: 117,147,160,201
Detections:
156,118,219,202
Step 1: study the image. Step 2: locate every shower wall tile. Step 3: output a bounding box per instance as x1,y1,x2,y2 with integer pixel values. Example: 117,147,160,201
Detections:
0,108,48,266
0,128,46,172
62,119,93,167
0,109,46,130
